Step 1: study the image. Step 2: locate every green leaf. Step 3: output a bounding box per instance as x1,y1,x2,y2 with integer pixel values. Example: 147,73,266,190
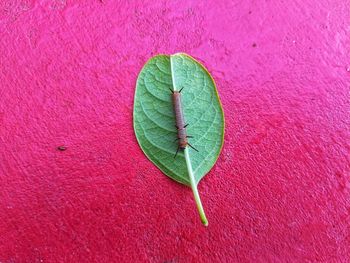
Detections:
133,53,224,226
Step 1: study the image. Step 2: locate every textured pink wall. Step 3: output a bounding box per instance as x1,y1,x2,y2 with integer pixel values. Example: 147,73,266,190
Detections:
0,0,349,262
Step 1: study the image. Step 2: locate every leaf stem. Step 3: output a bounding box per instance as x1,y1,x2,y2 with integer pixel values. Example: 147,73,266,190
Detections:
184,147,208,226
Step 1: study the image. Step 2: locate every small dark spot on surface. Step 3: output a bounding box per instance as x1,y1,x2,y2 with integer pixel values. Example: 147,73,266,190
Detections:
249,11,252,14
252,43,257,48
57,146,67,151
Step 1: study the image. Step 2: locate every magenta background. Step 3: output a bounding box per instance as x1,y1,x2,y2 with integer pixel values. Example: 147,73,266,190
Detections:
0,0,350,262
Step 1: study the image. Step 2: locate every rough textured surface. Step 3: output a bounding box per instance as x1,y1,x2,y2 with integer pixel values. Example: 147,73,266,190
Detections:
0,0,349,262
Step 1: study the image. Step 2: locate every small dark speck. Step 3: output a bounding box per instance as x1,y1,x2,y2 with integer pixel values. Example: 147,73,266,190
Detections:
57,146,67,151
249,11,252,14
252,43,257,48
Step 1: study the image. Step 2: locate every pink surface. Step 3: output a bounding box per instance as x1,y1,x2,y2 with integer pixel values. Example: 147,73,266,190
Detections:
0,1,349,262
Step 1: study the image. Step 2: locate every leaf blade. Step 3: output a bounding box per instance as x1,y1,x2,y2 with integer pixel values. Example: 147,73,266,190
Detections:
134,53,224,184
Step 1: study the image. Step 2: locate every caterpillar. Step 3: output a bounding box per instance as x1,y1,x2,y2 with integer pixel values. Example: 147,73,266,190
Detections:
169,87,198,158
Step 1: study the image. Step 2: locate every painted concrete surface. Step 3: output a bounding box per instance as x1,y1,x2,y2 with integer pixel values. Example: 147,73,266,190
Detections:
0,1,349,262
